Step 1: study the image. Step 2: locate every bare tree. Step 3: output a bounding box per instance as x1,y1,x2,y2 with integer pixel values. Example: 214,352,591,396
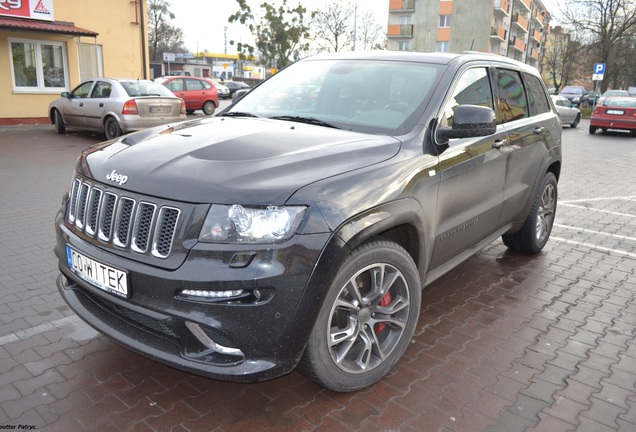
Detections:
355,9,386,51
148,0,186,62
312,1,354,52
561,0,636,92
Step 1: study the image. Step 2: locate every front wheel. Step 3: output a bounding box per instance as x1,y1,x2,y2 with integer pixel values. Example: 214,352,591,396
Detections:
202,101,216,116
298,239,421,392
104,117,123,140
54,110,66,134
502,172,557,253
571,114,580,128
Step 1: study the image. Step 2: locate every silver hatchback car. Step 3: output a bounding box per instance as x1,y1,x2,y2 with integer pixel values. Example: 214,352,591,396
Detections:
49,78,186,139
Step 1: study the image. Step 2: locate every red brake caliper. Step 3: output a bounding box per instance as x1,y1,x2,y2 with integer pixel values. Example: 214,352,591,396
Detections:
374,291,392,333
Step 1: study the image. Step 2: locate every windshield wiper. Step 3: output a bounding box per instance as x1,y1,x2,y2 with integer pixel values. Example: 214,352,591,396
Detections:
218,111,260,118
269,115,341,129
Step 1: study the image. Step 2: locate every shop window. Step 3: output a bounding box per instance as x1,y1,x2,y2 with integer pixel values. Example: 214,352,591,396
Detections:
10,38,68,92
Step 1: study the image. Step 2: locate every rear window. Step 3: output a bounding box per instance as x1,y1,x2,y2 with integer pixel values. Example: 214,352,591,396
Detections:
602,98,636,108
120,80,175,97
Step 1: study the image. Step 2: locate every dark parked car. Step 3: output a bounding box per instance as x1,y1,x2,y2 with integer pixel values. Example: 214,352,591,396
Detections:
558,85,589,107
224,80,251,99
55,51,561,392
589,96,636,136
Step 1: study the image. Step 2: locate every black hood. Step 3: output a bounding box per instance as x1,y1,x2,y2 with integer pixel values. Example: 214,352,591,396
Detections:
77,117,401,204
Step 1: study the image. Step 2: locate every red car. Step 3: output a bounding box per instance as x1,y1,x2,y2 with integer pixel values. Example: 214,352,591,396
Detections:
158,76,219,115
589,96,636,136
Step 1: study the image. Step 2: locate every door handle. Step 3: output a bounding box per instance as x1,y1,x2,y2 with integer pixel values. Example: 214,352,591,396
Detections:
99,103,104,107
79,103,84,107
492,139,508,149
534,127,546,134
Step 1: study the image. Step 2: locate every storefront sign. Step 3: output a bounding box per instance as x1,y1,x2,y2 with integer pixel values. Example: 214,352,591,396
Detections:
0,0,54,22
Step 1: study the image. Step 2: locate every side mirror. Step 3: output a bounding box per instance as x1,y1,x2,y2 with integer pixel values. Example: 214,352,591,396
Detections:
232,88,250,102
437,105,497,141
61,92,70,98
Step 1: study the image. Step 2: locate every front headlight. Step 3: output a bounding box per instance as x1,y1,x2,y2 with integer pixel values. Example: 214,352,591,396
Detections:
199,204,306,243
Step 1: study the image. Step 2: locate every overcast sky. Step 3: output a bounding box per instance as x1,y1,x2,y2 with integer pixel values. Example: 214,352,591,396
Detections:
169,0,563,55
170,0,390,54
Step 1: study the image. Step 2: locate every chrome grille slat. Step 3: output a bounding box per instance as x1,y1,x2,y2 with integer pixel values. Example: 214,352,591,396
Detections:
67,177,180,259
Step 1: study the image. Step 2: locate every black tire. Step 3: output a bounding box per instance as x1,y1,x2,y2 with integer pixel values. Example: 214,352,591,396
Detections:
104,117,123,140
54,110,66,134
571,114,580,128
589,125,597,134
298,239,421,392
186,109,195,114
202,101,216,116
630,129,636,137
502,172,557,253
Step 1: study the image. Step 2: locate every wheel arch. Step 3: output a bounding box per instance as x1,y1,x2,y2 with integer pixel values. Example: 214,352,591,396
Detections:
332,198,430,282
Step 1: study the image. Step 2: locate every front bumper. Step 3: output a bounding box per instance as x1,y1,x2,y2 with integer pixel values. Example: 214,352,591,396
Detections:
55,213,339,382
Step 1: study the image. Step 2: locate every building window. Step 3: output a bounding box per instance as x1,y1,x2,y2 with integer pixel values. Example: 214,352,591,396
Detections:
439,15,451,28
400,15,412,25
10,38,68,92
437,41,450,52
79,43,104,82
398,41,410,51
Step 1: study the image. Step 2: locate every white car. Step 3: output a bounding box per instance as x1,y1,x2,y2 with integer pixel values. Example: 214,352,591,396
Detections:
213,80,231,99
49,78,186,139
551,95,581,128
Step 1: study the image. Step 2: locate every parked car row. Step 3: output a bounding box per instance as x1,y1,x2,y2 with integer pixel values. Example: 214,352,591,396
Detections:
49,76,250,138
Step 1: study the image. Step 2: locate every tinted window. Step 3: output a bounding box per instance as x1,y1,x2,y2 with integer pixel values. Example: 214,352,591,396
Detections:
440,67,493,129
90,81,112,98
495,69,528,123
523,73,551,116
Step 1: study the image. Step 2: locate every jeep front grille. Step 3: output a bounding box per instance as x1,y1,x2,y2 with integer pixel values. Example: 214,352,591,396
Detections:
68,177,180,259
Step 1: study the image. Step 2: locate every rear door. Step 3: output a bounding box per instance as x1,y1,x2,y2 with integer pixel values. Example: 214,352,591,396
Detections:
430,65,508,269
184,78,207,109
82,80,113,131
495,68,559,225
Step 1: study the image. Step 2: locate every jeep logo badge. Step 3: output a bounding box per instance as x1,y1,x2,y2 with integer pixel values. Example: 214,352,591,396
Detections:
106,169,128,185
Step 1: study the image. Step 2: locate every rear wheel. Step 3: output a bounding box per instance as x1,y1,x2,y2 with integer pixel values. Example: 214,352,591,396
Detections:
589,125,597,134
502,172,557,253
54,110,66,134
202,101,216,116
104,117,123,140
298,239,421,392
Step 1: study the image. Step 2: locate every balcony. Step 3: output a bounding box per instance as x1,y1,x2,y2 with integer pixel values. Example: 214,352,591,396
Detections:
389,0,415,13
490,26,507,42
509,36,526,53
515,0,531,12
493,0,510,17
533,10,545,26
528,47,539,60
512,13,529,32
531,28,542,42
387,24,414,38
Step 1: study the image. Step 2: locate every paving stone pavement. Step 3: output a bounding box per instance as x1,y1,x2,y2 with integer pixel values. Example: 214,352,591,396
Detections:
0,120,634,432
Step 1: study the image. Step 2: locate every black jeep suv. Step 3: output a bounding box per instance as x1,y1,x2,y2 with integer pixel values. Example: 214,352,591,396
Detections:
55,51,561,392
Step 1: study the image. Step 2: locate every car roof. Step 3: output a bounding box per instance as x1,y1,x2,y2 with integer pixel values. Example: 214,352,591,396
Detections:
299,50,539,72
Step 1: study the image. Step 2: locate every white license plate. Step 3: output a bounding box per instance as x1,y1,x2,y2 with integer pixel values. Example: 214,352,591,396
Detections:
150,106,171,114
606,109,624,115
66,246,129,298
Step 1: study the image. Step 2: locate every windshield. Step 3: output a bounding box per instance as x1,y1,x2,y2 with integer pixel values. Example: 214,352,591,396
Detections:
560,87,583,95
120,80,175,97
229,58,443,135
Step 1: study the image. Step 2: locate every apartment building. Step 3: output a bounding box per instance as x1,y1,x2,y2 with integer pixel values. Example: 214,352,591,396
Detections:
387,0,551,70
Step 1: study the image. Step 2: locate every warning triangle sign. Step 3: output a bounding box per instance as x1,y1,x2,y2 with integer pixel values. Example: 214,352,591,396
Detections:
34,0,51,14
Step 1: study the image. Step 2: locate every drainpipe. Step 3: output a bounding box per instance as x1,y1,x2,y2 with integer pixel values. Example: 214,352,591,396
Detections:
139,0,148,79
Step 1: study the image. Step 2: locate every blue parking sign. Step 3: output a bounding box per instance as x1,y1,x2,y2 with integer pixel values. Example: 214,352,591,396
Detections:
593,63,606,81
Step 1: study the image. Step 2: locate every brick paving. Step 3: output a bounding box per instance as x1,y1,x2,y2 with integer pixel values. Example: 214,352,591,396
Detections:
0,120,635,431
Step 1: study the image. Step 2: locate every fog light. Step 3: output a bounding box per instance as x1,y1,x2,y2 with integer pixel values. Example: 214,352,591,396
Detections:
181,289,244,298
